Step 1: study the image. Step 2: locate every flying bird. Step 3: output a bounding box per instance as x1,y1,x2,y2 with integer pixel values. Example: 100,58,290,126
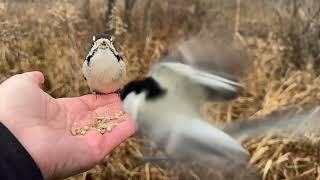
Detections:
119,34,320,180
120,36,251,165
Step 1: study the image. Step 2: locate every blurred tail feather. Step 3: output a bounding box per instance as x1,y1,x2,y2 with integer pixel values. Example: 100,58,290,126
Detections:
223,107,320,141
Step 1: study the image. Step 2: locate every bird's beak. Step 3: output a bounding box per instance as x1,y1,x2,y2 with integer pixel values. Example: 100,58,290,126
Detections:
101,41,107,47
96,39,110,49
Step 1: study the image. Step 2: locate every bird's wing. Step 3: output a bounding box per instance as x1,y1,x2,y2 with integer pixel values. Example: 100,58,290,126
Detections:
81,60,90,80
152,62,242,101
160,33,249,79
162,116,249,163
149,34,248,102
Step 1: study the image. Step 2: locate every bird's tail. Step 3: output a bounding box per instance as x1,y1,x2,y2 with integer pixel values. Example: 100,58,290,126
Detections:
223,107,320,141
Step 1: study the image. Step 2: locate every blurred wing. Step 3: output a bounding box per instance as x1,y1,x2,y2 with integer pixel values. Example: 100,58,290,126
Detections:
151,62,242,101
149,34,248,102
161,33,249,79
164,116,249,163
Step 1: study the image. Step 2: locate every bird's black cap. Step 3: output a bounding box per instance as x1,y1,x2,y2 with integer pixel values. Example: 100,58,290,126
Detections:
120,77,166,100
92,33,112,42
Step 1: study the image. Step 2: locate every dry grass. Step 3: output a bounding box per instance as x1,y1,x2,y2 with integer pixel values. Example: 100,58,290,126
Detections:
1,0,320,179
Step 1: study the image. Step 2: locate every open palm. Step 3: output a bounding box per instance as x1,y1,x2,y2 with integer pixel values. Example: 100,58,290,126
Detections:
0,71,137,180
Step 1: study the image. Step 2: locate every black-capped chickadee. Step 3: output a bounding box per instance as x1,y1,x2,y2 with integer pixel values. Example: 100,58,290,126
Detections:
120,34,320,168
120,37,250,165
82,33,126,94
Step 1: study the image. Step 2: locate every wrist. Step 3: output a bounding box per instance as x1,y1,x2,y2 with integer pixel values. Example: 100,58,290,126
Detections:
0,118,51,179
0,122,44,179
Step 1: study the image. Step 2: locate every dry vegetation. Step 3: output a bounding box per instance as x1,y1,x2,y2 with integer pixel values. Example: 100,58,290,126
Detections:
1,0,320,179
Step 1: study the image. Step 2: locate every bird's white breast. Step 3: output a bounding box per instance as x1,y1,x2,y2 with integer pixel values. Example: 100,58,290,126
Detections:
82,48,126,93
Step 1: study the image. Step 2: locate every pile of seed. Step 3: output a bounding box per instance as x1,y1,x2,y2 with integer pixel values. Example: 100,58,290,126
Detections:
71,111,125,136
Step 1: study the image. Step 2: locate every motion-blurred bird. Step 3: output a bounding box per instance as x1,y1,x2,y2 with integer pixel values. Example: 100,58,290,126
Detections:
82,33,126,94
120,35,250,164
120,33,320,167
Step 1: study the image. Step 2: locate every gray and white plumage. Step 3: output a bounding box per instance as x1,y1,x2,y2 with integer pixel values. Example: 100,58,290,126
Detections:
82,33,126,94
120,37,250,165
119,34,320,176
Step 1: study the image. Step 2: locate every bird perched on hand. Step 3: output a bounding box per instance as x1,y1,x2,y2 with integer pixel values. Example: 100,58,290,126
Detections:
82,33,126,95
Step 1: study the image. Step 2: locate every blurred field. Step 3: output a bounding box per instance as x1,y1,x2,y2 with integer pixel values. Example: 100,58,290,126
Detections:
1,0,320,179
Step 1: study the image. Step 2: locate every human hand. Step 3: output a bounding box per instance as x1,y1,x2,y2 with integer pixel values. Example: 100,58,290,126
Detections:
0,71,137,180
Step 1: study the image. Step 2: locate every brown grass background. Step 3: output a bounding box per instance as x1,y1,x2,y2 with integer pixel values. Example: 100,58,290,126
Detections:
1,0,320,179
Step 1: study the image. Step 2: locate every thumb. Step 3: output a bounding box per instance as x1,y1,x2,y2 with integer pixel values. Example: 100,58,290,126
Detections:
22,71,45,87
